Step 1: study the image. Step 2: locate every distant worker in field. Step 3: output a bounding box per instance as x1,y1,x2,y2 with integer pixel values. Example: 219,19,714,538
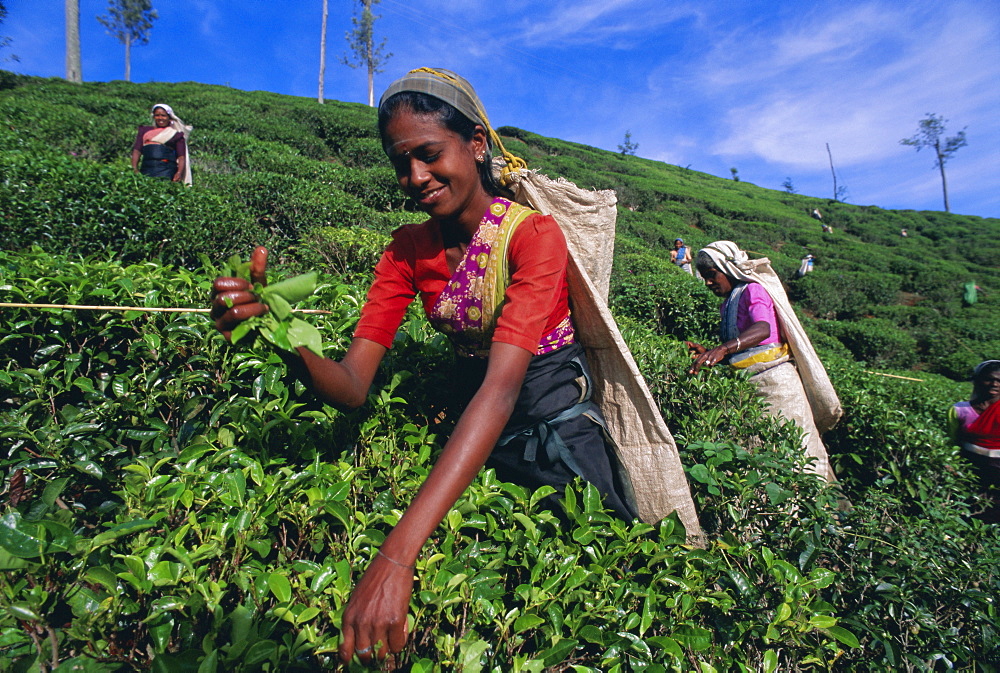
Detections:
131,104,192,184
686,241,842,481
811,208,833,232
671,238,694,275
963,281,982,306
901,228,909,237
949,360,1000,492
796,254,815,278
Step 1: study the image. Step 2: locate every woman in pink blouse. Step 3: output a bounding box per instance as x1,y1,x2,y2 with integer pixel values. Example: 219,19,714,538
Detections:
686,241,841,481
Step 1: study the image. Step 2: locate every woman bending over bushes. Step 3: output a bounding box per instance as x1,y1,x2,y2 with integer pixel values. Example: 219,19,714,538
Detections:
211,68,637,664
686,240,842,481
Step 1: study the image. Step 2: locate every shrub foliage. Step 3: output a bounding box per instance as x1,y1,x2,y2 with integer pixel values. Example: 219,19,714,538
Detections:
1,74,999,671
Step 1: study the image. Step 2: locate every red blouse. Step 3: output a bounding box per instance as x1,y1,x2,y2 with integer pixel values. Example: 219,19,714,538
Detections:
354,212,571,354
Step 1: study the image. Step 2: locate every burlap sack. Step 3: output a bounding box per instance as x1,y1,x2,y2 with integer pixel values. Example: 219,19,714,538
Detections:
507,171,616,302
752,361,836,481
723,256,843,435
507,169,702,537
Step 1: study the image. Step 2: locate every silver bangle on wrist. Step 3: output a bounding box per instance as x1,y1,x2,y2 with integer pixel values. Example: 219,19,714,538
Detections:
377,549,414,570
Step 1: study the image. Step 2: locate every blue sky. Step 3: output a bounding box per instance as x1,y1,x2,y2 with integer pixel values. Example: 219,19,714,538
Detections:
5,0,999,218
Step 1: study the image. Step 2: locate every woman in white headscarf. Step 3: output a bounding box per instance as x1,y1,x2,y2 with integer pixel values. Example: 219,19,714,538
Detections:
131,103,192,184
686,240,842,481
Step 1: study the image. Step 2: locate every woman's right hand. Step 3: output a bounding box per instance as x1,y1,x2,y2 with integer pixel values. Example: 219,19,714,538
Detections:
211,246,270,340
338,553,414,664
685,341,707,355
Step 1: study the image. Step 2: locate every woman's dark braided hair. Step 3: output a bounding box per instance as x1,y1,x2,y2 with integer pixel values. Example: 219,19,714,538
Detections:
378,91,511,199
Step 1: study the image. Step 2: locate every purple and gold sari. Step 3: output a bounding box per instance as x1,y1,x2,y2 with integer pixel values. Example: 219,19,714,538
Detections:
426,198,637,521
428,198,574,358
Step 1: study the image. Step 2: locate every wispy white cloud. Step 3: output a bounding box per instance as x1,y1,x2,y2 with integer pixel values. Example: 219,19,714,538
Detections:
697,1,1000,170
508,0,701,48
188,0,222,39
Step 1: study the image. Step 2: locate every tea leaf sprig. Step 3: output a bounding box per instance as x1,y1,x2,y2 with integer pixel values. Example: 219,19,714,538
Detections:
222,255,325,356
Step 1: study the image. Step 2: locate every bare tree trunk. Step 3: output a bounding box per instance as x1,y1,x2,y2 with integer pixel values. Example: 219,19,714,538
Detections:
936,141,950,213
365,0,374,106
367,64,374,107
65,0,82,83
318,0,328,104
365,35,373,104
826,143,839,201
124,36,131,82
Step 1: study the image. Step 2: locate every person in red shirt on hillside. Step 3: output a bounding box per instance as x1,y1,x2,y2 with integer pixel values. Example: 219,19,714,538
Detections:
210,68,637,664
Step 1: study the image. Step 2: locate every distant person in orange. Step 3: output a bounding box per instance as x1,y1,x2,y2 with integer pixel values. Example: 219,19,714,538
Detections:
131,104,192,184
949,360,1000,488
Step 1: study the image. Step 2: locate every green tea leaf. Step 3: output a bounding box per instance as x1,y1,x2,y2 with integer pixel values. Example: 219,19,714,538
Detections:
822,626,861,649
0,512,44,558
268,572,292,603
287,317,323,356
262,272,317,304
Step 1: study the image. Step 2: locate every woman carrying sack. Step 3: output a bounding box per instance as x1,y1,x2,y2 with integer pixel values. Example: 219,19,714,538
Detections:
687,240,842,481
212,68,652,663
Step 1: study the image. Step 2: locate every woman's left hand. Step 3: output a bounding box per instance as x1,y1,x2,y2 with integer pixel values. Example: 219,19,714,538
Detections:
338,553,414,664
688,344,729,375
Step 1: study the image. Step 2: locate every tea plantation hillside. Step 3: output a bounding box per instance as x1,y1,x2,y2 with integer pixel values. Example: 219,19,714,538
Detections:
2,72,997,380
1,73,998,671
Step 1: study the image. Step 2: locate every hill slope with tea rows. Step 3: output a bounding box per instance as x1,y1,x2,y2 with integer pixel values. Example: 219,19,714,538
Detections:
1,72,998,671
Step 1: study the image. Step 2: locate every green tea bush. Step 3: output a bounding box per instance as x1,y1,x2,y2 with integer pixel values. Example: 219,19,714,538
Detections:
0,149,258,267
907,261,974,304
816,318,918,369
337,137,387,169
3,74,1000,671
610,251,719,343
790,271,901,319
291,226,392,284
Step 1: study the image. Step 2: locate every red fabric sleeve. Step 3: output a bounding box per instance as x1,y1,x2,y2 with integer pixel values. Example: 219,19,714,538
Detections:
353,220,449,349
492,213,571,352
353,229,419,349
352,213,571,353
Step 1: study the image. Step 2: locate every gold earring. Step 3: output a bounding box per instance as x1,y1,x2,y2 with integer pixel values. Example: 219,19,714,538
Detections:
476,154,485,163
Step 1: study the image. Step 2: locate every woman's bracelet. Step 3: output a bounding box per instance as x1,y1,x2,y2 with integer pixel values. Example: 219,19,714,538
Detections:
731,337,742,353
377,549,414,570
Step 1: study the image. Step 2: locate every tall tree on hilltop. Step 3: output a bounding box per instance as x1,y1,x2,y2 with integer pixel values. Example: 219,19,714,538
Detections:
900,113,967,213
97,0,157,83
318,0,328,104
341,0,391,107
65,0,82,82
